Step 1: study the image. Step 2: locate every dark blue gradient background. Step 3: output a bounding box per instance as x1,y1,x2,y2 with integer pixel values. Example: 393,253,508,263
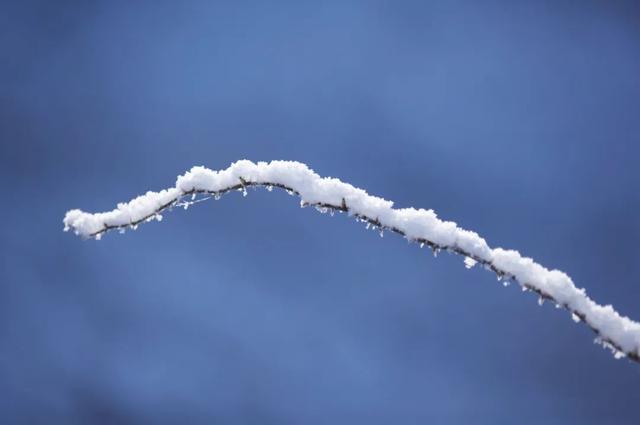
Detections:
1,1,639,423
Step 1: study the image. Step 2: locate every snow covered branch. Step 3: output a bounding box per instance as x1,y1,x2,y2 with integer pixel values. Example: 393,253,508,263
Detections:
63,160,640,363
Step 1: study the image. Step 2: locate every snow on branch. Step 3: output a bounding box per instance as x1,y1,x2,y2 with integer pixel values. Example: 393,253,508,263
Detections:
63,160,640,363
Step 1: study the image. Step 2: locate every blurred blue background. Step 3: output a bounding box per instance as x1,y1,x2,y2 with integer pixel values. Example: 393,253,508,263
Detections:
1,0,639,423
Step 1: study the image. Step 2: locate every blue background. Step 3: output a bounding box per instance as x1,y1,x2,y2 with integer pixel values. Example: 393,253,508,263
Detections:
2,1,639,423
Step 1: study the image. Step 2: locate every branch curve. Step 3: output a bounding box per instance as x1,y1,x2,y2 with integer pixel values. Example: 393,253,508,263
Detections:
63,160,640,363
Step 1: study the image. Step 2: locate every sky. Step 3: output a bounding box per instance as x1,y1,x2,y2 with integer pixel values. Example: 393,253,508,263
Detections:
1,0,640,423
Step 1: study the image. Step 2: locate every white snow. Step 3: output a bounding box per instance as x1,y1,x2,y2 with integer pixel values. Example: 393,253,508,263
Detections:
63,159,640,361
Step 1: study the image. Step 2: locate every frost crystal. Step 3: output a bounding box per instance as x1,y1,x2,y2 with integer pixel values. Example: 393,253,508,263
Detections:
464,257,477,269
